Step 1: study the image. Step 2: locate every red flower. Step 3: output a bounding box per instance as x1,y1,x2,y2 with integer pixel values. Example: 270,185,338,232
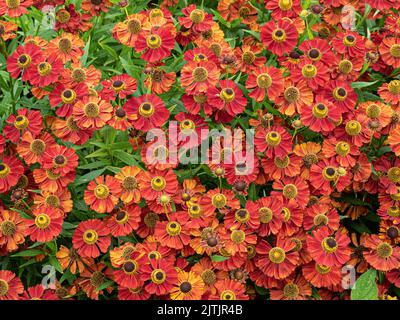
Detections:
331,31,366,59
154,211,191,250
179,5,213,32
245,65,284,102
125,94,169,131
255,238,299,279
6,43,43,80
254,125,292,157
260,19,298,56
209,279,249,300
271,176,310,209
100,74,137,100
24,53,64,87
302,261,342,289
3,108,43,143
180,60,220,95
113,250,147,288
106,205,141,237
141,258,178,296
134,27,175,63
306,227,351,267
0,0,32,17
72,219,111,258
26,207,63,243
0,270,24,300
42,144,78,176
137,169,178,201
84,175,121,213
0,156,24,194
363,235,400,271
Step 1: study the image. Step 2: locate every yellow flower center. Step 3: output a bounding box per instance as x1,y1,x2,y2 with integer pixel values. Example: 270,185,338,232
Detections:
127,19,141,34
366,103,381,118
388,80,400,95
150,176,166,191
146,34,162,49
211,193,227,208
122,176,137,190
284,86,300,103
321,237,338,253
14,115,29,130
390,44,400,58
37,62,52,77
235,209,250,223
192,66,208,82
388,167,400,183
138,102,155,117
84,102,100,118
0,279,9,297
242,51,255,64
123,260,138,274
333,87,347,101
279,0,293,10
115,210,129,224
17,54,31,68
335,141,350,156
387,206,400,217
259,207,273,224
269,247,286,263
282,207,291,222
190,9,205,23
56,9,71,23
0,163,10,178
315,264,331,274
230,229,245,244
220,88,235,102
256,73,272,89
338,59,353,74
45,195,60,208
312,103,328,118
94,184,110,199
188,204,202,218
272,28,286,42
61,89,76,104
6,0,20,9
166,221,181,236
376,242,393,258
343,34,356,46
265,131,281,146
180,119,196,131
282,184,298,199
313,214,328,226
283,283,299,298
1,220,16,236
345,120,362,136
151,269,166,284
274,155,290,168
322,166,337,181
34,214,51,229
83,229,98,245
301,64,317,78
220,290,236,300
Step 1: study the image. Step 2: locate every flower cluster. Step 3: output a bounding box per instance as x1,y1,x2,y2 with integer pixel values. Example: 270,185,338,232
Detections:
0,0,400,301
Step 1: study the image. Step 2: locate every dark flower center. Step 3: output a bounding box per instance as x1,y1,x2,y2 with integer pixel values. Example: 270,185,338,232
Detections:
180,281,192,293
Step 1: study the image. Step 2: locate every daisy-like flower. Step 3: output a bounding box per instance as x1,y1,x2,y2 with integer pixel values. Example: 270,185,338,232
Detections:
24,53,63,87
56,245,94,274
114,166,141,204
251,197,283,236
378,79,400,108
42,144,78,176
207,80,247,120
180,60,220,95
6,43,43,80
260,19,298,56
33,189,73,215
144,64,176,95
141,258,178,296
255,238,299,280
300,95,342,134
134,27,175,63
293,142,322,180
32,168,75,193
331,31,366,58
275,80,313,116
0,156,24,193
0,210,28,252
245,65,284,103
81,0,112,15
234,44,266,73
170,270,205,300
73,96,113,130
106,205,141,237
269,275,311,300
262,153,302,181
307,227,351,267
77,263,114,300
299,38,335,66
113,13,149,48
47,33,84,64
125,94,169,131
26,207,63,243
50,115,93,146
303,204,340,232
209,279,249,300
61,64,101,89
302,261,342,289
0,270,24,300
363,235,400,271
200,188,240,216
0,0,32,17
137,169,178,201
322,138,359,168
22,284,59,300
254,125,292,157
325,80,357,112
221,226,257,255
154,212,191,250
291,60,329,90
272,176,310,209
388,126,400,156
224,203,260,231
100,74,137,100
113,250,147,288
179,4,213,33
0,20,17,41
84,175,121,213
72,219,111,258
49,83,89,118
265,0,302,19
3,108,42,143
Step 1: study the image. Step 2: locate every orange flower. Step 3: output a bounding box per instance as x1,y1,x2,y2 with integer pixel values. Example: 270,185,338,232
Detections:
115,166,142,204
0,210,29,252
84,175,121,213
47,33,84,64
73,96,113,130
170,270,205,300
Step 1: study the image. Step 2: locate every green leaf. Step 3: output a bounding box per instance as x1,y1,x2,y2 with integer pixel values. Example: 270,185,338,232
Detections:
96,280,115,292
74,168,105,186
351,269,378,300
211,255,230,262
11,249,45,257
351,81,378,89
48,255,63,273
